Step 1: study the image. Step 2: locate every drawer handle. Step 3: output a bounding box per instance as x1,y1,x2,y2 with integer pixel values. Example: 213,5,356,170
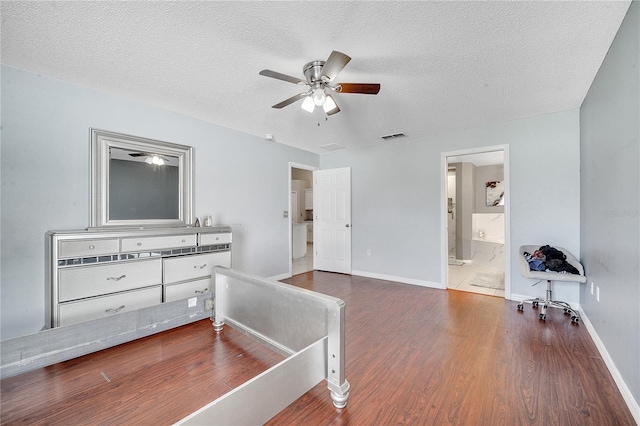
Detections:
105,305,125,313
137,242,142,246
107,275,127,281
195,288,209,294
89,245,95,250
194,264,208,270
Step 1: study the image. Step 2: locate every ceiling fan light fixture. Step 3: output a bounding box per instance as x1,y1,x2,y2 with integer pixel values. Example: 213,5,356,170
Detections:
301,96,315,113
312,88,326,106
323,95,339,114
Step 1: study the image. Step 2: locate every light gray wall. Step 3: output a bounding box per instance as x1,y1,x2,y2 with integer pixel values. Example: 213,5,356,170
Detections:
580,0,639,407
320,109,581,300
0,65,318,340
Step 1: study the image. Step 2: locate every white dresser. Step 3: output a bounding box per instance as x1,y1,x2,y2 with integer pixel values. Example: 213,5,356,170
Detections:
45,226,231,328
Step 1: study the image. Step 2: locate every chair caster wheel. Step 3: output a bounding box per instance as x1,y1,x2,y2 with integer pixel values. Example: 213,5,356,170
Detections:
539,313,546,320
532,301,539,308
571,316,580,323
517,304,524,311
563,308,571,315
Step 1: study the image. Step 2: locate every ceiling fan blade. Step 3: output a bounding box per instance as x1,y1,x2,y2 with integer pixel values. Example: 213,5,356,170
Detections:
320,51,351,81
337,83,381,95
259,69,305,85
272,92,308,109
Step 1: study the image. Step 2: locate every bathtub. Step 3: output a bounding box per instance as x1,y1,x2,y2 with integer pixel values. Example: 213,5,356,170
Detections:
471,213,505,268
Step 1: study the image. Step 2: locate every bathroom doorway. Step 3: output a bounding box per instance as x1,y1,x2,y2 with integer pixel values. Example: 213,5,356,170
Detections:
441,146,510,298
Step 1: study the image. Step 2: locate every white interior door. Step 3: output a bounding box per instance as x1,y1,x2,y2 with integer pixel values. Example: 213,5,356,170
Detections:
313,167,351,274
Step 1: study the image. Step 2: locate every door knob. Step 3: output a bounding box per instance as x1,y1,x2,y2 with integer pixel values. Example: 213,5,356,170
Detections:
345,224,350,228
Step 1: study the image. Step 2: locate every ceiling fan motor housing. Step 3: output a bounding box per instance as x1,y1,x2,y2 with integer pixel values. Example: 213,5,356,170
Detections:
303,60,327,84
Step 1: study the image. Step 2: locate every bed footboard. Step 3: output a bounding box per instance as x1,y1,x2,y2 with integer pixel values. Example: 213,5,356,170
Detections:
176,267,349,425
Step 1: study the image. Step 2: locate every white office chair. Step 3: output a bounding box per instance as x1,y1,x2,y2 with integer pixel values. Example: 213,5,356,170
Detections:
517,245,586,323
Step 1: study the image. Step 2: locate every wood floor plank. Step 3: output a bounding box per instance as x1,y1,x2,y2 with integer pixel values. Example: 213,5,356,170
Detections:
1,271,635,425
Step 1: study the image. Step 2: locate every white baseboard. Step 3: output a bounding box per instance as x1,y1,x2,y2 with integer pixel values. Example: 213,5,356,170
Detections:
510,293,529,302
578,307,640,425
269,272,291,281
351,270,444,289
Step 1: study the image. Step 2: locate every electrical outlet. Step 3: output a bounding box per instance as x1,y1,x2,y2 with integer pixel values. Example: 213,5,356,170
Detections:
366,249,372,256
188,297,197,308
596,286,600,302
590,282,594,295
283,211,288,218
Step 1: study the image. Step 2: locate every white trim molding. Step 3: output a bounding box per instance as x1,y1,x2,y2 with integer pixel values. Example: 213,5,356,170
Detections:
269,272,291,281
352,270,444,289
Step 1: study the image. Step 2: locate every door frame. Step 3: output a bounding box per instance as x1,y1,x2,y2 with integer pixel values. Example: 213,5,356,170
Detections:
440,145,511,298
289,162,318,278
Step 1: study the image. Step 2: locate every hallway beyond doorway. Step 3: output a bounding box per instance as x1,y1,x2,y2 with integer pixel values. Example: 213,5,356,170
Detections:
292,243,313,275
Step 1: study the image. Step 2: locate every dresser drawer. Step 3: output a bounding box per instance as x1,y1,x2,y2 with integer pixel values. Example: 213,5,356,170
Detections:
59,238,119,258
164,278,211,302
121,234,197,253
57,285,162,327
200,232,232,245
163,252,231,284
59,259,162,302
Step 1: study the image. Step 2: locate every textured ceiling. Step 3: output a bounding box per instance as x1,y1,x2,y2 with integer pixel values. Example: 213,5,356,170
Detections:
0,1,631,154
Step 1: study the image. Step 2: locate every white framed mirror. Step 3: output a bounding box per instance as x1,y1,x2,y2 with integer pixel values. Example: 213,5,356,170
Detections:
90,128,194,228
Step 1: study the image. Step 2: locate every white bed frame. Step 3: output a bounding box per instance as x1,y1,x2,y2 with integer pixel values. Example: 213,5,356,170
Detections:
176,267,350,425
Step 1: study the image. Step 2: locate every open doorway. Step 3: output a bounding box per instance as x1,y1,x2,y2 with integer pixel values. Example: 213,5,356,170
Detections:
441,147,510,298
289,163,317,276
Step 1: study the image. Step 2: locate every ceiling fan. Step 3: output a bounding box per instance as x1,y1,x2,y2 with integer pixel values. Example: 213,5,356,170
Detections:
259,51,380,116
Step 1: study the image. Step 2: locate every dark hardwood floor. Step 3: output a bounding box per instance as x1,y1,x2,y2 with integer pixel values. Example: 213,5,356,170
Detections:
1,271,635,425
0,319,284,424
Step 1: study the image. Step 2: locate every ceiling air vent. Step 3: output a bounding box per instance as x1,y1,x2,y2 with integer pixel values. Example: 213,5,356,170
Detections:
320,143,345,151
380,132,406,141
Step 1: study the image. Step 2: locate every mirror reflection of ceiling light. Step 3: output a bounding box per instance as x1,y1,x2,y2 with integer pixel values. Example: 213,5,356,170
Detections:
145,155,165,166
